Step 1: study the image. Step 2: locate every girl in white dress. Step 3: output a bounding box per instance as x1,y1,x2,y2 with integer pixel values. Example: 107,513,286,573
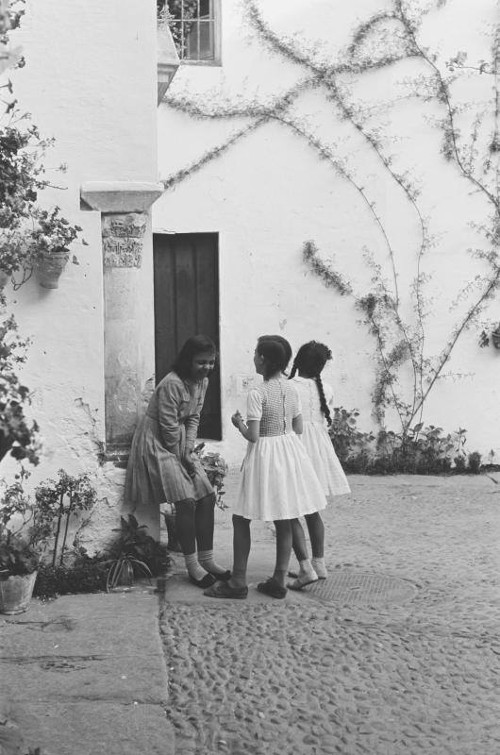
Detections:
204,335,327,600
287,341,350,589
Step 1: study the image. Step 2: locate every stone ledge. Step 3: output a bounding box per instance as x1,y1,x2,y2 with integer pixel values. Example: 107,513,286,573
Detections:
80,182,164,213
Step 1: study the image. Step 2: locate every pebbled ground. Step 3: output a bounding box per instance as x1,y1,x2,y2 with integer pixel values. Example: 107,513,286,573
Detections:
160,473,500,755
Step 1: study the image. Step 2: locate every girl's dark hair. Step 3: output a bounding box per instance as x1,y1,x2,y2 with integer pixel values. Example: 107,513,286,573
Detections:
267,335,292,371
289,341,333,425
257,335,291,380
171,335,216,380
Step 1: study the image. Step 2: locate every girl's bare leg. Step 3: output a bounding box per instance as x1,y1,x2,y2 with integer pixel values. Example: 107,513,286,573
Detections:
288,518,318,589
305,511,327,578
304,512,325,558
291,518,309,562
272,519,292,587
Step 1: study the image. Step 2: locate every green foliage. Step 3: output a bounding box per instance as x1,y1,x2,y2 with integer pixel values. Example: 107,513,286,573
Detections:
0,469,42,575
194,442,228,510
0,122,84,283
34,469,97,567
34,551,108,600
0,314,39,465
106,514,170,591
1,468,98,577
330,407,482,475
0,530,39,575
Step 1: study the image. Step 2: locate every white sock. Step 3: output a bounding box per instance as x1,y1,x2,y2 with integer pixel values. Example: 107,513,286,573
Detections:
197,549,228,575
184,553,208,581
312,557,327,579
298,558,316,577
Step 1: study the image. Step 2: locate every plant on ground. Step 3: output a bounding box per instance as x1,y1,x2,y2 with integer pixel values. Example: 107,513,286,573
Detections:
330,407,483,475
106,514,170,591
34,469,97,567
34,549,108,600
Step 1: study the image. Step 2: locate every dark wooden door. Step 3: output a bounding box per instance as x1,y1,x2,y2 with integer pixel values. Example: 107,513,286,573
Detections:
153,232,221,439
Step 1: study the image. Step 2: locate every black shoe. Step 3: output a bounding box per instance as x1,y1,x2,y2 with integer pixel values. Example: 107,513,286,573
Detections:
189,573,217,589
206,569,231,582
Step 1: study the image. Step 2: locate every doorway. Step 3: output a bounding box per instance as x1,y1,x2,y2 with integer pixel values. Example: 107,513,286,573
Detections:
153,232,221,439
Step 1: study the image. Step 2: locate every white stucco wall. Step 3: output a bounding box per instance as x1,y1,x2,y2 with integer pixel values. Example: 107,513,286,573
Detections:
1,0,159,543
154,0,500,466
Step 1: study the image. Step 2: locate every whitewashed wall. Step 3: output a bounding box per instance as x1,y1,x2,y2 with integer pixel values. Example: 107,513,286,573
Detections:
2,0,159,543
155,0,500,466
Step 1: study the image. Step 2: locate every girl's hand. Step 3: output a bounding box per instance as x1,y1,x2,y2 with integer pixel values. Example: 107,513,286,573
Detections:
231,410,243,428
182,451,196,478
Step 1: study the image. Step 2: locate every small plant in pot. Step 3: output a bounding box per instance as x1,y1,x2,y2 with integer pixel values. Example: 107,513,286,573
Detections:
0,473,45,614
27,207,83,289
106,514,169,592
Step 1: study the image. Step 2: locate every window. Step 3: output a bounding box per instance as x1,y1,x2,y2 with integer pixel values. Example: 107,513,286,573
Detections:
158,0,221,65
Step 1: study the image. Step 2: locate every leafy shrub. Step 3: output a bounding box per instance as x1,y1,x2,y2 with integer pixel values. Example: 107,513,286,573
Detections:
34,551,108,600
107,514,170,577
330,407,483,475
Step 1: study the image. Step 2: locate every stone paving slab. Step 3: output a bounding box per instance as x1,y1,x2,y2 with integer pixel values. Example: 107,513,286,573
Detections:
14,701,173,755
0,589,174,755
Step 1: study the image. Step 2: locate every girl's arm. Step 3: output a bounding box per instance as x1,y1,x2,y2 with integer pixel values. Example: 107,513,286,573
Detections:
231,411,259,443
184,379,207,452
157,380,183,456
292,413,303,435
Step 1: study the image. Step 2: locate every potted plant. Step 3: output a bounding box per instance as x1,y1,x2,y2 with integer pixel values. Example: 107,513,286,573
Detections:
105,514,169,592
0,474,44,614
28,207,83,289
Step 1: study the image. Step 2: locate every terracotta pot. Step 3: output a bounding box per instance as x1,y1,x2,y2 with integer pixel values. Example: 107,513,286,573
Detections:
35,250,69,289
0,571,37,614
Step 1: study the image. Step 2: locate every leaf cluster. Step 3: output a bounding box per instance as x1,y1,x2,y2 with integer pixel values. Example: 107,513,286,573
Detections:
330,407,482,476
193,442,229,510
0,313,39,465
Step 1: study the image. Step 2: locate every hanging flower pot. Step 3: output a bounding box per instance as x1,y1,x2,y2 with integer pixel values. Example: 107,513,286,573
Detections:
0,571,38,615
35,249,69,289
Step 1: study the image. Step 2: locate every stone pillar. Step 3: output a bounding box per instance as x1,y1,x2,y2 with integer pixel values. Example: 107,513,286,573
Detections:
80,182,163,460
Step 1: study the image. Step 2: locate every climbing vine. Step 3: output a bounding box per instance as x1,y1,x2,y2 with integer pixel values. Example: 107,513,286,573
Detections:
159,0,500,438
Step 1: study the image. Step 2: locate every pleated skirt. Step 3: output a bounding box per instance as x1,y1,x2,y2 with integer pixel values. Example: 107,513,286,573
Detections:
301,422,351,498
125,415,213,506
233,433,328,521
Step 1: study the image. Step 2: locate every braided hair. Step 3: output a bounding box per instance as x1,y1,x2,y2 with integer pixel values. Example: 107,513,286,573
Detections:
289,341,333,426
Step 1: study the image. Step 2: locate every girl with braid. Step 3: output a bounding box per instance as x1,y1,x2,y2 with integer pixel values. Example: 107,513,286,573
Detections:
205,335,327,600
287,341,350,590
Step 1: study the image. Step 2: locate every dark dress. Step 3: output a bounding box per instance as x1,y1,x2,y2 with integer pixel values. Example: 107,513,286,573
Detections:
125,372,213,506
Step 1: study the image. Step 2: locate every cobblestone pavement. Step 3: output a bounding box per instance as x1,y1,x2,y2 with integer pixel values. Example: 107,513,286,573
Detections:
160,474,500,755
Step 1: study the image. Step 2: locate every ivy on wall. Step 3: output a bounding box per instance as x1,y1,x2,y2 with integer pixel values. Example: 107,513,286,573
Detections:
160,0,500,438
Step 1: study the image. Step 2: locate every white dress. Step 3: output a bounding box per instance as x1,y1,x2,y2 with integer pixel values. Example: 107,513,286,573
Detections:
234,377,328,522
290,376,351,498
